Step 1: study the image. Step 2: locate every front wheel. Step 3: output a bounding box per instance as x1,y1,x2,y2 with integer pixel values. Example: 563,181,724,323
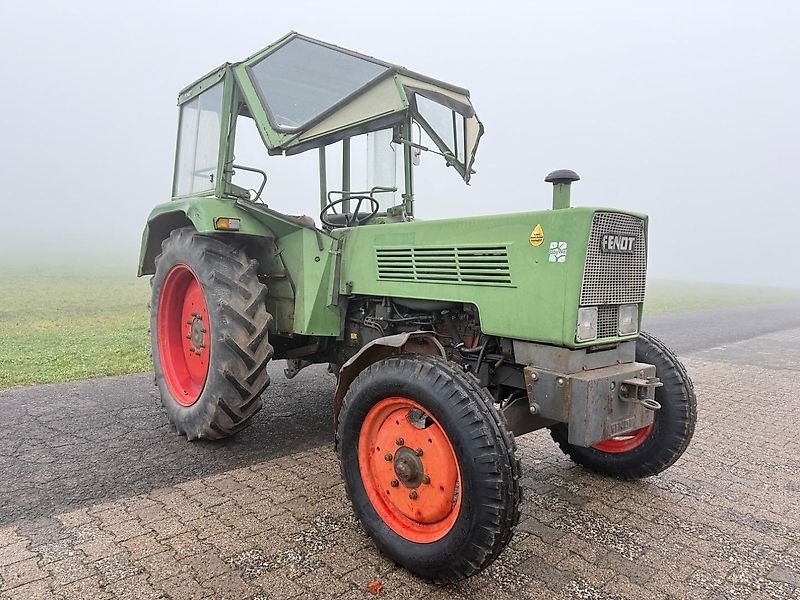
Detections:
549,331,696,479
337,355,521,583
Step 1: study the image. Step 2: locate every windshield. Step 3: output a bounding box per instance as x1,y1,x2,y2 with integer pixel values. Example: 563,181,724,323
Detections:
415,94,466,162
248,37,389,131
407,88,482,182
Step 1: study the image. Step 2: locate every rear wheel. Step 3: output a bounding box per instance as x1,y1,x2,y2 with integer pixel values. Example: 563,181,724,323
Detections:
150,227,273,440
337,355,521,583
549,331,696,479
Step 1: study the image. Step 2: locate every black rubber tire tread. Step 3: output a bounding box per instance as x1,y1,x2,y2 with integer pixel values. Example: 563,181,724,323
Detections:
549,331,696,479
337,354,521,583
150,227,273,441
433,358,522,565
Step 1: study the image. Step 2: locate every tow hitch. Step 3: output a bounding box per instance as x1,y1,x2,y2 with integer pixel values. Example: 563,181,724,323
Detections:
620,376,662,411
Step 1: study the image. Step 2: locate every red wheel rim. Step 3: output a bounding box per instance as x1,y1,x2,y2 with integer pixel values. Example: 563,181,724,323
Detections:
592,424,653,453
157,264,210,406
358,397,461,543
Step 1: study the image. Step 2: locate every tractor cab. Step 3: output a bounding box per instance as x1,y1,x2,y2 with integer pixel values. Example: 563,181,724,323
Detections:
171,32,482,229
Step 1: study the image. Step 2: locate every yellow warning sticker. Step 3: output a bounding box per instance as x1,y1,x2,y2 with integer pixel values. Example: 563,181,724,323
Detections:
529,224,544,247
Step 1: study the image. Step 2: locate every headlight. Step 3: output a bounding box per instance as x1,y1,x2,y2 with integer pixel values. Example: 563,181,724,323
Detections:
576,307,598,342
618,304,639,335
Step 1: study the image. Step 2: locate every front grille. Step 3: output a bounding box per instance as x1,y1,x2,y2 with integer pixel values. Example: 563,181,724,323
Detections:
376,245,513,286
597,305,618,339
580,212,647,306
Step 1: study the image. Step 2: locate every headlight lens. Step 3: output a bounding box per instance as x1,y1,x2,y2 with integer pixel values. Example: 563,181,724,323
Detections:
576,307,598,342
618,304,639,335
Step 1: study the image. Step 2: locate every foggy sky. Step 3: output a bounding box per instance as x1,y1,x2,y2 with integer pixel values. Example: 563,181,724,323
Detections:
0,1,797,287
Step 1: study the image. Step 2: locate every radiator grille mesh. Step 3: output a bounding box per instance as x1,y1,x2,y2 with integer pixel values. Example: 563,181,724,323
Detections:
580,212,647,306
597,305,618,339
375,245,512,286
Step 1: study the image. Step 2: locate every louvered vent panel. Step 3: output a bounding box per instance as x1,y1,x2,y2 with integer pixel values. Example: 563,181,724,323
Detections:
376,245,513,286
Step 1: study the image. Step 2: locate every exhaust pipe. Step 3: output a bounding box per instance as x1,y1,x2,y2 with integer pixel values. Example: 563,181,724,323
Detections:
545,169,580,210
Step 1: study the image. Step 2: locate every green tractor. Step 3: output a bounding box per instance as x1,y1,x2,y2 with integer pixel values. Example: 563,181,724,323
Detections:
139,32,696,582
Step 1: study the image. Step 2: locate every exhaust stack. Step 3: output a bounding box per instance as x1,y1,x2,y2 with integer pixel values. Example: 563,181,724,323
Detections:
545,169,580,210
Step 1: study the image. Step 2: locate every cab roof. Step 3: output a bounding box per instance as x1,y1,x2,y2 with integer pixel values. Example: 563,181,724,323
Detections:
177,32,483,182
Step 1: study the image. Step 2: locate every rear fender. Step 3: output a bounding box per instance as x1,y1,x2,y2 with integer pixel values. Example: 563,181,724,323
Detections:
333,332,446,440
138,198,275,276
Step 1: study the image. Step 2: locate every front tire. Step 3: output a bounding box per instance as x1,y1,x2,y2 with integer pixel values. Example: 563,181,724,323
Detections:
337,355,521,583
150,227,273,440
549,331,696,479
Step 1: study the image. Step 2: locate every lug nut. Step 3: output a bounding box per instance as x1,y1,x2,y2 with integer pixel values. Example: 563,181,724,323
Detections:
390,480,399,487
409,491,418,500
415,448,424,457
395,438,404,446
384,453,393,462
422,476,430,484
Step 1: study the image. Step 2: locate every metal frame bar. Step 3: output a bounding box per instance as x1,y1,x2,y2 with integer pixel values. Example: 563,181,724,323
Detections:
177,65,228,105
215,69,236,198
402,115,415,217
318,147,328,212
341,138,351,213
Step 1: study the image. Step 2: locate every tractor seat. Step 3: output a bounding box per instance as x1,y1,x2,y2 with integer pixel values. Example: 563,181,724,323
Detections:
286,214,317,228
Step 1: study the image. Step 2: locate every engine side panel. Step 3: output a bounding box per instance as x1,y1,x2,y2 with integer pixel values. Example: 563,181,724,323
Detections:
338,207,646,348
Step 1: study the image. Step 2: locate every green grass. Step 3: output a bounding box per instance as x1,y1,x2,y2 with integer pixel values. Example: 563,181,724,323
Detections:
0,266,151,390
644,279,800,315
1,267,798,390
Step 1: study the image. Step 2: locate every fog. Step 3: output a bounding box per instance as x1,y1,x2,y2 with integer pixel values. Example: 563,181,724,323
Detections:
1,1,797,287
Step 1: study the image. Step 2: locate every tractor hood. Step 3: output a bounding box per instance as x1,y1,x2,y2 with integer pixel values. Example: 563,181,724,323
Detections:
177,32,483,183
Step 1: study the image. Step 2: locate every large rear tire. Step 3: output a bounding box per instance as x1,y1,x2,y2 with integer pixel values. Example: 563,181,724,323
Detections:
337,355,521,583
549,331,696,479
150,227,273,440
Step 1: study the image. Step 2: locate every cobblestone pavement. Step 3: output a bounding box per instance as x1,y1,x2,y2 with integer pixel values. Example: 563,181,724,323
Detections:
2,303,797,526
0,368,336,526
1,328,799,599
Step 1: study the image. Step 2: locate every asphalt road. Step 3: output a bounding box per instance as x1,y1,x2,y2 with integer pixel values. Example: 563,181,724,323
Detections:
1,302,799,527
642,302,800,355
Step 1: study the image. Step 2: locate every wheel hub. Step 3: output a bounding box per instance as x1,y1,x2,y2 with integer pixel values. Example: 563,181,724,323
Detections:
358,397,462,543
393,447,424,489
187,313,206,355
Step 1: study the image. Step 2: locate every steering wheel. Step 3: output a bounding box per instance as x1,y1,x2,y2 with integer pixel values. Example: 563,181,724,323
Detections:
320,195,380,228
